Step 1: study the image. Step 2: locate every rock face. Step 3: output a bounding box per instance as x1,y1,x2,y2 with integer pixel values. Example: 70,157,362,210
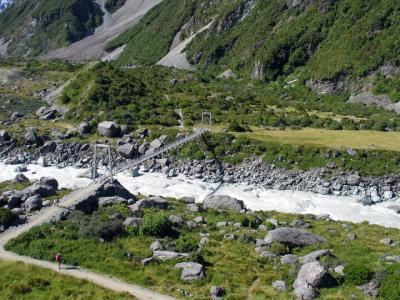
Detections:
98,121,121,137
264,228,326,248
203,195,246,212
293,261,335,299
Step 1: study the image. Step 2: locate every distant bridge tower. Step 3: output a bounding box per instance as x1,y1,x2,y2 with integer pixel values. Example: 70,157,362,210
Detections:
92,144,114,183
201,112,212,126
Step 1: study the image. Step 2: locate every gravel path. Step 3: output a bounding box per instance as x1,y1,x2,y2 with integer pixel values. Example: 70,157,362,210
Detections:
0,183,176,300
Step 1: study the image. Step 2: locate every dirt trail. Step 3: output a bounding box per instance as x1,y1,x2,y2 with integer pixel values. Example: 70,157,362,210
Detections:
0,182,176,300
42,0,163,61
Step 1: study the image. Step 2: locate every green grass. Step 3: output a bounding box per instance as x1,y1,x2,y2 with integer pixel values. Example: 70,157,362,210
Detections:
0,260,134,299
237,127,400,152
5,199,400,299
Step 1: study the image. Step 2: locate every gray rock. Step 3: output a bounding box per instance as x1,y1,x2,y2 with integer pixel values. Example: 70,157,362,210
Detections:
334,265,345,275
23,195,42,212
180,196,195,204
98,196,128,207
186,221,198,229
37,156,48,167
266,218,279,227
281,254,298,265
141,257,155,266
203,195,246,212
217,69,235,79
302,249,331,263
23,183,56,198
12,173,29,183
357,281,379,298
223,233,235,240
25,128,40,145
216,221,227,227
272,280,287,292
97,180,135,200
15,165,28,172
150,240,162,251
379,238,394,246
290,219,311,228
385,255,400,263
39,177,59,190
117,143,136,159
98,121,121,138
73,193,98,214
347,174,361,186
0,130,10,142
358,196,374,206
210,286,224,297
150,138,163,150
168,215,184,226
175,262,205,281
77,122,91,135
129,197,168,213
40,141,57,154
293,261,335,299
153,251,189,261
123,217,142,230
194,216,205,224
265,228,326,248
187,203,201,212
259,251,276,260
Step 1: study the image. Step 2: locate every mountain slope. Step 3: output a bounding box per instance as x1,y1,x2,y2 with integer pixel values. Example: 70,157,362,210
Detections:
108,0,400,83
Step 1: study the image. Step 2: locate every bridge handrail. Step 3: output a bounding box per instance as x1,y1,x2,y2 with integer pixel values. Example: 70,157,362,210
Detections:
95,128,208,184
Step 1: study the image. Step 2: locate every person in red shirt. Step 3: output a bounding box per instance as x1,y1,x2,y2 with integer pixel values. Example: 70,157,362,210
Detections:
55,252,62,270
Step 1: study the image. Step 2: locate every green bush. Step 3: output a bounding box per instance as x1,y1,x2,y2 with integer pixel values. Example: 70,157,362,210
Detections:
344,263,373,285
140,212,172,237
228,121,247,132
270,242,288,255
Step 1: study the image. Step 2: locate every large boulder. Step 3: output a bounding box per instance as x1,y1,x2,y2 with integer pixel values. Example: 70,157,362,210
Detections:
25,128,40,145
39,177,59,190
117,143,136,159
347,174,361,186
40,141,57,154
0,130,10,142
264,228,326,248
98,121,121,138
152,251,189,261
175,262,205,281
77,122,91,135
97,180,135,201
23,183,56,198
12,173,29,183
73,192,98,214
203,195,246,212
23,195,42,212
129,197,168,213
293,261,336,299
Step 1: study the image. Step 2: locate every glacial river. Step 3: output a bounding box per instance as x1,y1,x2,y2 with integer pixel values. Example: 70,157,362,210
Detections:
1,162,400,228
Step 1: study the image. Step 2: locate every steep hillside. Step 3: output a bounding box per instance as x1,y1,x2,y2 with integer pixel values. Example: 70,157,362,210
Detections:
0,0,103,58
109,0,400,83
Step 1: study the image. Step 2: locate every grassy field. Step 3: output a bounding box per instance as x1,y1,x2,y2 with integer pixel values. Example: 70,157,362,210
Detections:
237,128,400,152
5,199,400,299
0,260,134,299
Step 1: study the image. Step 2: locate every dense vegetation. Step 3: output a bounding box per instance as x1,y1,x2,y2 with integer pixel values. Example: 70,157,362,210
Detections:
0,260,133,299
0,0,103,57
6,198,400,299
108,0,400,84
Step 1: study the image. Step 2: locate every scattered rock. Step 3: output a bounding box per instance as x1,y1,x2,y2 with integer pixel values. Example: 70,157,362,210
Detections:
272,280,287,292
379,238,395,246
385,255,400,263
98,121,121,138
129,197,168,213
169,215,184,226
150,240,162,251
203,195,246,212
12,173,29,183
123,217,142,230
98,196,128,207
302,249,331,263
265,228,326,248
23,195,42,212
281,254,298,265
153,251,189,261
117,143,136,159
180,196,195,204
357,281,379,298
210,286,225,298
175,262,205,281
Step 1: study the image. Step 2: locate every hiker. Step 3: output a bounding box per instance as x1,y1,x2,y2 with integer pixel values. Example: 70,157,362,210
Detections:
55,252,62,270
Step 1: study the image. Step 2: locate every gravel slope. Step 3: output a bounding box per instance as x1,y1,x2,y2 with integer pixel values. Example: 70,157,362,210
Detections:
42,0,163,61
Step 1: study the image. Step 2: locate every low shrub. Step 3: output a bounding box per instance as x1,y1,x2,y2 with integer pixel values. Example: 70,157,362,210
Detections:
270,242,288,255
140,212,172,237
344,263,373,285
